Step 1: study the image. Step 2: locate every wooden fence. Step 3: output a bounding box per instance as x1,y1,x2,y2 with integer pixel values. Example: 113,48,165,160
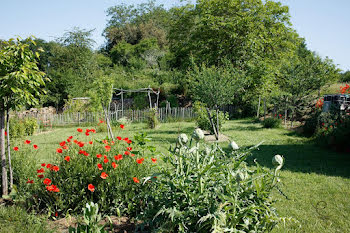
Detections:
20,107,195,127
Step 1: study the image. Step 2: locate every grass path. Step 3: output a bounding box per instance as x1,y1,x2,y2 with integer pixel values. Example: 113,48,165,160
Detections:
5,119,350,232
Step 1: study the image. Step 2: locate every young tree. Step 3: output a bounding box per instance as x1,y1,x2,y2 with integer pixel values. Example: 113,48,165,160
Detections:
0,37,47,195
188,63,243,139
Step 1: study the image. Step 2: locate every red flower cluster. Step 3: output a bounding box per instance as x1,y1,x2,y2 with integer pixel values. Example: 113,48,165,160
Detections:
46,184,59,192
136,158,144,164
316,98,324,109
340,84,350,94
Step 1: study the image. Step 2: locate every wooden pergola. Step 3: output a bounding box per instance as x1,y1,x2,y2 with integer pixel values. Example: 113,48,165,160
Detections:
112,87,160,116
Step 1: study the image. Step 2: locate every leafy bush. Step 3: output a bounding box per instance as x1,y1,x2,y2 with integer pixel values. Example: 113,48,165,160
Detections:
9,117,38,138
24,118,38,136
262,117,282,128
141,131,287,232
193,101,228,133
16,127,159,217
315,114,350,152
147,108,159,129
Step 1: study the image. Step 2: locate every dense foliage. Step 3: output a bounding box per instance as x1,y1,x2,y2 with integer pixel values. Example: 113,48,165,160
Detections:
140,131,286,232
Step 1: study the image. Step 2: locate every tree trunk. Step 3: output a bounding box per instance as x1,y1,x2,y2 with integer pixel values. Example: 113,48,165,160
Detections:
206,108,218,140
263,97,266,121
0,107,8,196
257,95,261,118
216,107,220,139
6,110,13,190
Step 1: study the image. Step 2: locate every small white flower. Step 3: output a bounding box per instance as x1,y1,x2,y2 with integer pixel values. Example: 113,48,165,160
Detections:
229,141,239,150
192,128,204,141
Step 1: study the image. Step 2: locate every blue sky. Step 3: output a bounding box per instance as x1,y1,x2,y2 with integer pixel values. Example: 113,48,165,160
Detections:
1,0,349,71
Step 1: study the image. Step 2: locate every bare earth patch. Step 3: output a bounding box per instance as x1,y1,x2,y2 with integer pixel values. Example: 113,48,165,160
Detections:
202,130,230,142
49,216,136,233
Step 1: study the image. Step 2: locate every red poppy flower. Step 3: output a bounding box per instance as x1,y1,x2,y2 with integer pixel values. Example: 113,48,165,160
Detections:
114,154,123,161
127,140,132,144
123,137,129,141
38,174,44,179
131,153,135,157
97,163,103,170
73,139,78,144
78,142,85,148
56,148,63,153
111,162,118,169
102,140,108,145
26,179,34,184
55,212,58,217
37,168,45,173
85,132,90,136
91,129,96,133
4,131,7,136
64,156,70,162
33,144,38,149
120,124,124,129
127,147,132,151
105,145,111,152
13,147,19,151
25,140,31,144
103,158,109,164
96,154,102,158
41,163,46,167
136,158,144,164
89,141,93,145
100,172,108,179
151,158,157,163
46,184,59,192
88,184,95,192
111,141,115,145
68,136,73,140
43,178,51,185
77,128,83,133
116,136,122,140
62,146,68,150
46,164,52,169
124,151,130,155
133,177,140,183
59,141,66,147
52,166,59,172
84,151,89,156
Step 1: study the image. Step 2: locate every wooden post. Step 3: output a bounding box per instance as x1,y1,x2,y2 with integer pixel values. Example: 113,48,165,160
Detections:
121,91,124,118
148,89,152,109
6,110,13,189
156,89,160,108
206,107,218,140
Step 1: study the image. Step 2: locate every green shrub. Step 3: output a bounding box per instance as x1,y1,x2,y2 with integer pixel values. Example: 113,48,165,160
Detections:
193,101,228,133
262,117,282,128
141,132,287,232
315,114,350,152
24,118,38,136
9,117,38,138
9,118,26,138
147,108,159,129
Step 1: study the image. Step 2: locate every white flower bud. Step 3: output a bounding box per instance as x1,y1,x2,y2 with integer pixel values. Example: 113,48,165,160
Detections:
272,155,284,167
229,141,239,150
192,128,204,141
178,133,188,144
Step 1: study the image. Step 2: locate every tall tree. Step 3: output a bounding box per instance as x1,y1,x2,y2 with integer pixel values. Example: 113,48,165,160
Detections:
0,37,47,195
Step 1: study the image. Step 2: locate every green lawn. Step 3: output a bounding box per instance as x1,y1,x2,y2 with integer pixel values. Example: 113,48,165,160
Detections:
2,119,350,233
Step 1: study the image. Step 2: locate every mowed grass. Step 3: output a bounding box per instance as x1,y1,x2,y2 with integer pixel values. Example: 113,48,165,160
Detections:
5,119,350,233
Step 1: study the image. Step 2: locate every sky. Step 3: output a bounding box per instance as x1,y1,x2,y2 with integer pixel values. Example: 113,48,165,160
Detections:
1,0,349,71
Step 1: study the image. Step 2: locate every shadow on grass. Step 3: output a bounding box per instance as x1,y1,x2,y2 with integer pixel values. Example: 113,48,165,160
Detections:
245,144,350,178
227,126,263,131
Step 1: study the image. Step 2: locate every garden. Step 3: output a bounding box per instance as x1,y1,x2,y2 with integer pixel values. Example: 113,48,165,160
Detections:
1,0,350,232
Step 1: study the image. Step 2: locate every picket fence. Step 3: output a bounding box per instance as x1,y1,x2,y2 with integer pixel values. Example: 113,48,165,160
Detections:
22,107,195,127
